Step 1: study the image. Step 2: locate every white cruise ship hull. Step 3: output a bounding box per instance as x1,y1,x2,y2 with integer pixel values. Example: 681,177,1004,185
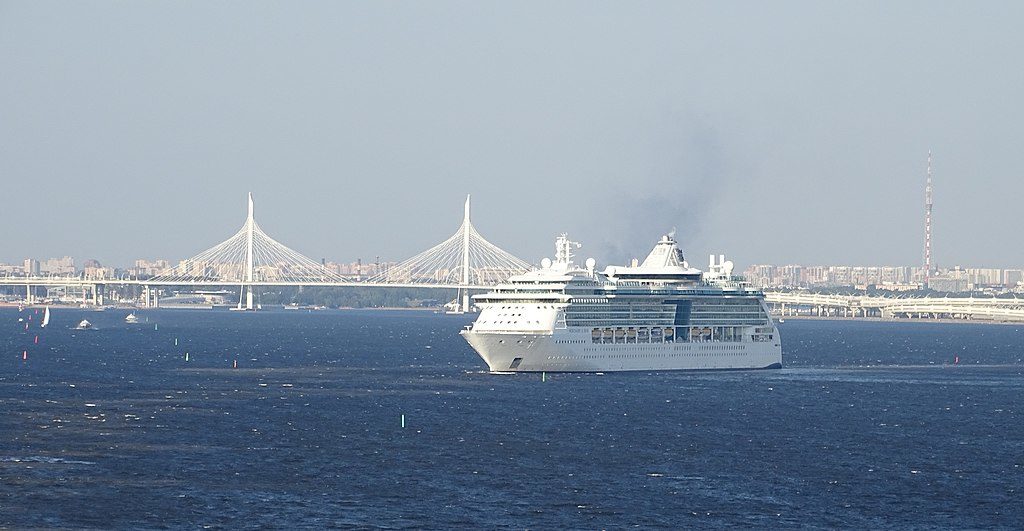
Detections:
462,329,782,373
462,234,784,373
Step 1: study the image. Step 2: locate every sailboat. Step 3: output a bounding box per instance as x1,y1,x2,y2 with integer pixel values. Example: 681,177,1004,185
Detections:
40,307,50,328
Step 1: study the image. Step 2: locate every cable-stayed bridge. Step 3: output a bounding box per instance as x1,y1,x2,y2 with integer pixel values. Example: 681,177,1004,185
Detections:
1,194,532,311
8,195,1024,321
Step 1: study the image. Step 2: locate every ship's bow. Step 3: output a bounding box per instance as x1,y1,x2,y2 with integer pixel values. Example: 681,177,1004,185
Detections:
461,330,516,372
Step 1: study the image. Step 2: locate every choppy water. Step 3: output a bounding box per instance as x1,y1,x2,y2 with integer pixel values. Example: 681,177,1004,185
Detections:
1,308,1022,528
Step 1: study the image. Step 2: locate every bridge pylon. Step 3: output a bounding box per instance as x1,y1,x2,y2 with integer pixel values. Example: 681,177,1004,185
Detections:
148,193,353,300
240,192,256,310
367,194,532,312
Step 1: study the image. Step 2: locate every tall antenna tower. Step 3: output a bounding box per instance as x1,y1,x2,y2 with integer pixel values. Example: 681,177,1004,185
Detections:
923,150,933,284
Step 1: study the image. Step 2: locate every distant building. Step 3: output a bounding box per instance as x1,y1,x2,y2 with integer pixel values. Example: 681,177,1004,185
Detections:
23,258,40,276
83,260,116,279
0,263,22,275
743,263,917,289
927,266,970,292
327,260,395,278
876,282,920,292
745,264,775,288
39,256,74,275
743,260,1024,293
1003,269,1024,289
966,268,1002,287
129,259,171,277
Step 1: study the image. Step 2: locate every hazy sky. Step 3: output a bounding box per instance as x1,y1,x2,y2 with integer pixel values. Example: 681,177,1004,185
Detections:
2,1,1022,270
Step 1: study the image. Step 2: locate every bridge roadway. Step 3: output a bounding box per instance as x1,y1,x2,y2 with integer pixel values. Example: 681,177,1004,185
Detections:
0,277,492,289
8,277,1024,321
765,291,1024,322
0,276,490,307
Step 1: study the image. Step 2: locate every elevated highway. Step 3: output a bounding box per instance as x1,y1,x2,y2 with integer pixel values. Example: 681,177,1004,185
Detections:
765,291,1024,322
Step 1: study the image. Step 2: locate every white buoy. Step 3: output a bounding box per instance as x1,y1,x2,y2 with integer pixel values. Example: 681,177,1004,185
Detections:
185,352,189,362
174,338,178,346
401,414,406,428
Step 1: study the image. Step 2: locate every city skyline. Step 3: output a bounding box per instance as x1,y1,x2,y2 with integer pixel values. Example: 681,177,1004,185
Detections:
2,3,1023,267
4,181,1024,274
7,247,1024,285
4,181,1022,273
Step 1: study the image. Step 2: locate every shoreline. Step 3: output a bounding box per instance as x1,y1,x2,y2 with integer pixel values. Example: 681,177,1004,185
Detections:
776,315,1024,326
0,302,447,312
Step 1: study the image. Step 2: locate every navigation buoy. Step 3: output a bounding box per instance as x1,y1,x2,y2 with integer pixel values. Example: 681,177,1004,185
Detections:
174,338,178,346
542,371,546,382
24,323,28,330
185,352,189,362
154,324,159,331
401,414,406,428
954,355,960,365
34,335,38,344
22,350,27,360
233,359,237,369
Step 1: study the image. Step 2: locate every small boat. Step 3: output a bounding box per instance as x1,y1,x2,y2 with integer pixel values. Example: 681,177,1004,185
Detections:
74,319,95,330
40,306,50,328
124,312,139,324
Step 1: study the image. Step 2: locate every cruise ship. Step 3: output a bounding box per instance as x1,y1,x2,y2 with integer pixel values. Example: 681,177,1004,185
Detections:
461,234,782,372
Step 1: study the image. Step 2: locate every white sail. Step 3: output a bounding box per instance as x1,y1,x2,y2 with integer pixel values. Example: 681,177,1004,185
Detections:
41,306,50,328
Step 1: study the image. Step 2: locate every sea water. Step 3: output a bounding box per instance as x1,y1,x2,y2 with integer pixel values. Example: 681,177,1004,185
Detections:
1,308,1022,528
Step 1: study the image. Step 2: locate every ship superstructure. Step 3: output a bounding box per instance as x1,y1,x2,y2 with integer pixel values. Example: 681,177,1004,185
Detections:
461,234,782,372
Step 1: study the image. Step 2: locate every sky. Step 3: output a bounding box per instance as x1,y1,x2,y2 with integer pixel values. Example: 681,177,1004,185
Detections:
1,1,1022,270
